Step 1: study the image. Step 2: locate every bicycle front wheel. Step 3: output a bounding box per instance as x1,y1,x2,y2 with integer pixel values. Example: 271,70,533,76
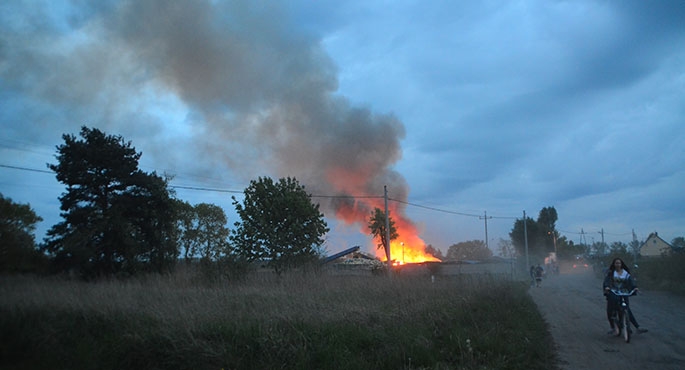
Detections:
622,310,630,343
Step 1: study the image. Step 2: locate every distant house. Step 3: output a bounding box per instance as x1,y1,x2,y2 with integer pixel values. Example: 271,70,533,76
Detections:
640,232,673,257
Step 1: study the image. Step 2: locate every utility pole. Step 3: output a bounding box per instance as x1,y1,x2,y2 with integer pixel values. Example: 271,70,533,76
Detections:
523,210,529,269
383,185,392,270
480,211,492,250
548,230,557,255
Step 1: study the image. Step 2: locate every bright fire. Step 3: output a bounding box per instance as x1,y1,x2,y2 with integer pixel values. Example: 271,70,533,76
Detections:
376,220,442,264
327,168,441,264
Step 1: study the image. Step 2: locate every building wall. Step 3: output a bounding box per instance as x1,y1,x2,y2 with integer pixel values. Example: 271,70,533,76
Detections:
640,235,672,256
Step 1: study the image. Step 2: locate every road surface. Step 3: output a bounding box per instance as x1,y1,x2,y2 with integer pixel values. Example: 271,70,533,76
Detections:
528,264,685,370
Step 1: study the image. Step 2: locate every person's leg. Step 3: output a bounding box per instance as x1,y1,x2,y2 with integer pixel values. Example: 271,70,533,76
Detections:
606,295,619,334
627,308,648,333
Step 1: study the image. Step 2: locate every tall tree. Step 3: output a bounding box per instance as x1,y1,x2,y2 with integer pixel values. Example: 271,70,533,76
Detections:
537,206,558,232
173,201,229,263
119,171,179,273
230,177,329,274
538,206,559,254
510,206,560,259
172,199,196,263
368,207,398,262
0,194,45,273
43,126,178,277
510,215,545,257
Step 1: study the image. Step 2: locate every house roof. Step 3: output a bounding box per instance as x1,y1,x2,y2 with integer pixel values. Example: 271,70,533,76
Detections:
640,232,674,252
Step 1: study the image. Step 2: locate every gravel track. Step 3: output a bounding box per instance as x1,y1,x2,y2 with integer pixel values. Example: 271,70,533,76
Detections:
529,264,685,370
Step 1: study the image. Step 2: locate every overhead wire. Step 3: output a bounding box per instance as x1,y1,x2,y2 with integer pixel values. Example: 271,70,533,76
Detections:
390,198,482,218
0,164,53,174
0,162,634,237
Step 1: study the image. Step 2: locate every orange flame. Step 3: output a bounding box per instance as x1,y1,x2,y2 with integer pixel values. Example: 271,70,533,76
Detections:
374,218,442,264
327,167,440,264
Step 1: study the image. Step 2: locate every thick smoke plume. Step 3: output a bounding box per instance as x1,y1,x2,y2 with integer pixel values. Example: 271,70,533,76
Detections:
1,1,434,258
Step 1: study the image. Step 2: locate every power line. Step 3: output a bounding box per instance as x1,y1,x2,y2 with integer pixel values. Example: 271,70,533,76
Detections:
0,162,519,219
170,185,242,194
390,198,481,218
390,198,519,219
0,164,53,174
559,229,631,236
1,163,512,218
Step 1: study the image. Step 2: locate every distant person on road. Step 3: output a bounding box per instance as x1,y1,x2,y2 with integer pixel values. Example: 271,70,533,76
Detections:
530,265,536,286
603,257,648,335
534,264,544,287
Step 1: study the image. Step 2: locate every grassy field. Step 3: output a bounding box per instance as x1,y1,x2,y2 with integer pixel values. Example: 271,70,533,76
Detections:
0,269,557,370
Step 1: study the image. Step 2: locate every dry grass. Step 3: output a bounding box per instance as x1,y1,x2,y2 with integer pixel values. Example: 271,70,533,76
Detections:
0,269,557,370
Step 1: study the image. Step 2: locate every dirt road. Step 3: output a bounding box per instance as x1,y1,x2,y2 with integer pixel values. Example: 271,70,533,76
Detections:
528,264,685,370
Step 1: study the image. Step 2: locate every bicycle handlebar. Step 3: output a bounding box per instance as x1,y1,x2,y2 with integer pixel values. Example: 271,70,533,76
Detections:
609,288,637,296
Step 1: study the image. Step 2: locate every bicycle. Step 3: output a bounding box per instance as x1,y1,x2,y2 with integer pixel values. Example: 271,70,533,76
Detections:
608,288,637,343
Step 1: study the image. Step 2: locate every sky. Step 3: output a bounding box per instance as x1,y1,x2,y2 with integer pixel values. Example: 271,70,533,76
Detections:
1,0,684,257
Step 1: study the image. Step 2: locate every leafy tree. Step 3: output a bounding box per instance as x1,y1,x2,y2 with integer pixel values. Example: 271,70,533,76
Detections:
510,216,543,257
173,201,230,263
510,207,559,258
446,240,492,261
172,199,196,263
0,194,46,273
193,203,230,261
609,241,629,255
43,126,178,278
120,171,179,273
537,206,558,232
230,177,329,274
368,207,398,262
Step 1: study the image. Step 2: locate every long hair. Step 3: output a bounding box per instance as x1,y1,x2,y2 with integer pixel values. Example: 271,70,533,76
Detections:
607,257,631,276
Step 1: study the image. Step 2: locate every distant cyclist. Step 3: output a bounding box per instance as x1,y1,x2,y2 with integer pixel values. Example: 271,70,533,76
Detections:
602,257,648,335
534,264,544,287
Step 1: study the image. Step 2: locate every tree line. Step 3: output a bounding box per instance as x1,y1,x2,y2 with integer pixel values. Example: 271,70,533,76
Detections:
3,126,684,278
1,127,330,279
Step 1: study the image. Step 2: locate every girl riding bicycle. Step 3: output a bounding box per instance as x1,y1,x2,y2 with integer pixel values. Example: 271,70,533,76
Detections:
602,257,647,335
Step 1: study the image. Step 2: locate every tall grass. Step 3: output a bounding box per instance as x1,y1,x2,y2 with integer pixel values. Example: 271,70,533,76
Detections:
0,270,557,370
634,253,685,295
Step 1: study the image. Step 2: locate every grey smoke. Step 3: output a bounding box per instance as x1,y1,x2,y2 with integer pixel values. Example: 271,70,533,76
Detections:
1,0,408,226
